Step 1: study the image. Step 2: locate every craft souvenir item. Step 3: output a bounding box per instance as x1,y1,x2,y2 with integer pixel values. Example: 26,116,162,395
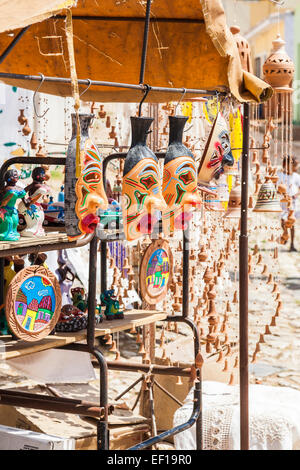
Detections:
253,180,282,213
122,117,166,241
224,183,242,218
162,116,201,234
65,114,108,239
18,167,50,238
71,287,87,312
5,265,62,342
198,113,234,184
139,239,173,305
100,289,124,320
55,304,103,333
0,170,26,241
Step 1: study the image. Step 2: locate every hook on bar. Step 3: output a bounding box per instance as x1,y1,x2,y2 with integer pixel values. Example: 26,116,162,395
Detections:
138,84,151,117
33,73,50,118
79,79,92,98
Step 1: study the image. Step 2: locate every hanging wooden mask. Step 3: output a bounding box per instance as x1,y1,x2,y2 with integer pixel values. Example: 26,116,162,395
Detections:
122,117,166,242
162,116,201,234
5,265,62,342
65,114,108,240
198,113,234,184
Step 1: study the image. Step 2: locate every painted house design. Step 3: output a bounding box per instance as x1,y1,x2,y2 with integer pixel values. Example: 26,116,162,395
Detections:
15,289,28,325
35,295,53,328
146,250,170,291
22,298,38,331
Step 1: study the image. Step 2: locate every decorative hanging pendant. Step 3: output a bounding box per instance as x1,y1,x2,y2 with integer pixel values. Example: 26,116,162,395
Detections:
263,35,294,88
198,113,234,185
65,114,108,239
5,265,62,342
253,179,282,213
139,239,173,305
122,117,166,242
162,116,201,234
224,183,242,218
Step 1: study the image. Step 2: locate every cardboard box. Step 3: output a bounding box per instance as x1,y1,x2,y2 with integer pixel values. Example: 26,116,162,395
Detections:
0,424,75,450
0,383,150,450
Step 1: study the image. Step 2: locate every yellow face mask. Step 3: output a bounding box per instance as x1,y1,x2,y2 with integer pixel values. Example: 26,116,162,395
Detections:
162,116,202,234
122,117,166,242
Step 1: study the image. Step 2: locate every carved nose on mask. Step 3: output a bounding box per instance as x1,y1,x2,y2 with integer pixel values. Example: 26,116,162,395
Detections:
145,195,167,211
223,151,234,167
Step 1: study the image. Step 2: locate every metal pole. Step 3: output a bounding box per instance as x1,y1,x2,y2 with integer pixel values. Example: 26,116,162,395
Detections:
239,102,250,450
139,0,152,85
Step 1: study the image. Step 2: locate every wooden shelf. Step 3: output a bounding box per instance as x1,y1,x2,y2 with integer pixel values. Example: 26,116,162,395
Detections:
0,231,68,252
0,310,167,360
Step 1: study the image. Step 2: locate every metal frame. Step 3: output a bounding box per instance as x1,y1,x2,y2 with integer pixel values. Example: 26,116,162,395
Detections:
0,0,250,450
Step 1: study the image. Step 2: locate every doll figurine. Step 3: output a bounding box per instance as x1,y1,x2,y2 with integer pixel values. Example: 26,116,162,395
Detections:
0,169,26,241
162,116,202,234
122,117,167,241
100,289,124,320
18,167,50,238
71,287,88,312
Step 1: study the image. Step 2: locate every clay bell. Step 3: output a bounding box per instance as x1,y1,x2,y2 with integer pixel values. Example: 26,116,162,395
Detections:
230,25,253,73
253,180,282,213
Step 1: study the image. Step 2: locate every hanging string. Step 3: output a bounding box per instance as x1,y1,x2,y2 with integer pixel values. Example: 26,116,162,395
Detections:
65,9,81,178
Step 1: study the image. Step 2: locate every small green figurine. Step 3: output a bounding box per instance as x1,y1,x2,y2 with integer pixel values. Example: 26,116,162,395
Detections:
0,170,26,241
71,287,88,312
100,289,124,320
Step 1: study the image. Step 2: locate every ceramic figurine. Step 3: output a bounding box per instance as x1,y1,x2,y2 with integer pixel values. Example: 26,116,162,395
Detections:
71,286,88,313
18,167,50,238
65,114,108,239
100,289,124,320
162,116,202,234
0,170,26,241
55,304,103,332
198,113,234,185
122,117,166,241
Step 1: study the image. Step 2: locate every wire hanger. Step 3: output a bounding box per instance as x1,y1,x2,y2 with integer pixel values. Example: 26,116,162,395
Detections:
79,79,92,98
138,84,151,117
174,87,187,116
33,73,50,118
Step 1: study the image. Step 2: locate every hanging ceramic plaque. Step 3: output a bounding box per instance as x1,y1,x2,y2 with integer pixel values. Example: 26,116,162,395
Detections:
5,265,62,342
139,239,173,305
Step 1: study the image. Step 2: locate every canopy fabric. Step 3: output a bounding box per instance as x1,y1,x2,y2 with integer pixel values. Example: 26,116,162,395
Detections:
0,0,273,103
0,0,76,33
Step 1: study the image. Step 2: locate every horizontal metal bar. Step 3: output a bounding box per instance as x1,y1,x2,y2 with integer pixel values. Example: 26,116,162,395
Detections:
54,15,205,24
0,72,225,97
0,389,112,418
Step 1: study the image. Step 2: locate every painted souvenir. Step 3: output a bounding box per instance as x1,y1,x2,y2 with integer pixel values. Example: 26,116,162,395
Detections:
100,289,124,320
162,116,202,234
122,117,167,241
71,286,87,312
139,239,173,305
0,170,26,241
253,179,282,213
224,183,242,218
198,113,234,184
5,265,62,342
65,114,108,240
18,167,50,238
55,304,103,333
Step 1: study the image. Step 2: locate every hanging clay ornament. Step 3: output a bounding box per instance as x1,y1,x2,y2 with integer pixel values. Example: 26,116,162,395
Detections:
230,25,253,73
18,167,50,238
162,116,201,234
198,113,234,185
30,132,38,150
5,265,62,342
263,34,295,88
22,119,31,136
224,183,242,218
253,179,282,213
0,170,26,241
122,117,166,241
139,239,173,305
18,109,27,125
65,114,108,239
